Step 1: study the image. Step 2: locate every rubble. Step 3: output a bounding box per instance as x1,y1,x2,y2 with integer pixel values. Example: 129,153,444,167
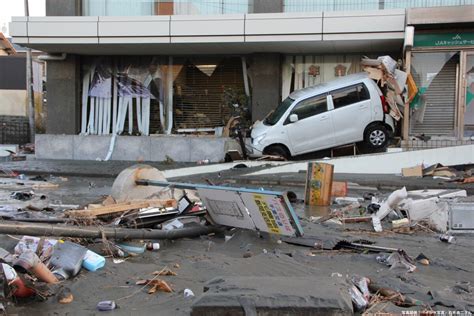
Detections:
0,161,472,315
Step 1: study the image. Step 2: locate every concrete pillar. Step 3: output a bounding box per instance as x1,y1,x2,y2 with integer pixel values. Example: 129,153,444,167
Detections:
249,53,281,121
253,0,283,13
45,55,81,134
46,0,81,16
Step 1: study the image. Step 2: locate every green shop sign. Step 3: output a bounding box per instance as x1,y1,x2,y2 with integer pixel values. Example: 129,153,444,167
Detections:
414,33,474,48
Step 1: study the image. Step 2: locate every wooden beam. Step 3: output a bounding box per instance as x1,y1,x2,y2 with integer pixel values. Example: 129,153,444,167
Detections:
65,199,177,218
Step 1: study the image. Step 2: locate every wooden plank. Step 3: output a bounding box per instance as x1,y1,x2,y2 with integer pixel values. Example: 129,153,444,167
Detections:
65,199,177,218
304,162,334,206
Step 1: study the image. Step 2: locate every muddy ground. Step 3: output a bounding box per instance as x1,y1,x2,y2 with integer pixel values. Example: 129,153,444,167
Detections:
0,164,473,315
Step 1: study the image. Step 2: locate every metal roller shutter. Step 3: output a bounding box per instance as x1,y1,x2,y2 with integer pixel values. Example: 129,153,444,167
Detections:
411,56,457,136
173,58,245,129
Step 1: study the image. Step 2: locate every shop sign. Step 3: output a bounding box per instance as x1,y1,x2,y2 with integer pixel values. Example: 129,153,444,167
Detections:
414,33,474,48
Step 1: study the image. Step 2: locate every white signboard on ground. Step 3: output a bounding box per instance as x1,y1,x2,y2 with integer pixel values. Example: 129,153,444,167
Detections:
197,187,303,237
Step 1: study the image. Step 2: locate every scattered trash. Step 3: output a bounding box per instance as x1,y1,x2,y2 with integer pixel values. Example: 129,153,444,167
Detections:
10,191,34,201
50,241,88,280
152,268,177,276
439,233,456,244
13,250,58,283
146,242,160,251
184,288,195,298
58,287,74,304
349,284,368,311
136,279,173,294
82,250,106,272
163,219,184,231
377,250,416,273
415,253,430,266
97,300,117,311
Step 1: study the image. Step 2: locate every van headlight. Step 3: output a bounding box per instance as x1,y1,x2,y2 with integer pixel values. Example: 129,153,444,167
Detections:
253,134,266,145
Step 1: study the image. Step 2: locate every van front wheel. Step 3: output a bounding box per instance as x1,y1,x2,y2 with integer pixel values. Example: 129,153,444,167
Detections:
364,125,389,149
263,145,290,160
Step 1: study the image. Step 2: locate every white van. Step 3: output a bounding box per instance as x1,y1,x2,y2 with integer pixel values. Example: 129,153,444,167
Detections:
250,72,395,158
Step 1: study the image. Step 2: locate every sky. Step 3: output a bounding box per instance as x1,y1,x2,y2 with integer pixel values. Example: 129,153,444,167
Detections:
0,0,45,36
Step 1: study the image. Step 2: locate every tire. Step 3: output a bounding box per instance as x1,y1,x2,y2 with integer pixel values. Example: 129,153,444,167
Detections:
364,125,389,150
263,145,290,160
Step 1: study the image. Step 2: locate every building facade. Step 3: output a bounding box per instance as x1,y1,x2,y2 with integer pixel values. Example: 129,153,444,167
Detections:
9,0,474,160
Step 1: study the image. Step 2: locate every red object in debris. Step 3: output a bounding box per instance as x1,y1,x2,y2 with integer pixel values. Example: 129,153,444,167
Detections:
10,277,36,298
380,95,389,114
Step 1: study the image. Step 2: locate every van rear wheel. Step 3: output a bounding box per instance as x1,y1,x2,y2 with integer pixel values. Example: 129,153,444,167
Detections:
364,125,389,150
263,145,290,160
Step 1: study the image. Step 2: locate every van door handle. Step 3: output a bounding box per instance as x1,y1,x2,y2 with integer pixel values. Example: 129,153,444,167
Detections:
320,115,329,121
359,104,368,109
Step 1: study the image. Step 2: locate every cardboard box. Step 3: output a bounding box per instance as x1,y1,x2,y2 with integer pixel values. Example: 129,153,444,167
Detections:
402,165,423,177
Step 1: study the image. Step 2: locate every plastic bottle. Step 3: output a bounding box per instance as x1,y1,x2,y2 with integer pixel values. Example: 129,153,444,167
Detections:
49,241,88,280
82,250,106,272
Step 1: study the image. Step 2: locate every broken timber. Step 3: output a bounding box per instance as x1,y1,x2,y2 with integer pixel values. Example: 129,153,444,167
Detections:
65,199,177,218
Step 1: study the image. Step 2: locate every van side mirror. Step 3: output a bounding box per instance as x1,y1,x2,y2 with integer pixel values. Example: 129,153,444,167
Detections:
289,114,299,123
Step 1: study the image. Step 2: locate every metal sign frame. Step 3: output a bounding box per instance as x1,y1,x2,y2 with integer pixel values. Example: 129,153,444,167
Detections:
136,180,304,237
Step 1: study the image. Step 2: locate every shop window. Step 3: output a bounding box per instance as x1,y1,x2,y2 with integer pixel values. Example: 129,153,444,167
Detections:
331,84,369,110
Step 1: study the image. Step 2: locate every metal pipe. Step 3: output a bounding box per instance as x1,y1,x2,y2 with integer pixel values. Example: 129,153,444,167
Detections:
0,222,222,240
37,53,67,61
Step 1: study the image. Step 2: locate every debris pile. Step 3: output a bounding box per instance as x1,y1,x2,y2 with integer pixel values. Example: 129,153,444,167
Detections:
361,55,410,122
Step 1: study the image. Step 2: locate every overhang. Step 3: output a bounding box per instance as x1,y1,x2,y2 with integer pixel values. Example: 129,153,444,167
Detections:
10,10,406,55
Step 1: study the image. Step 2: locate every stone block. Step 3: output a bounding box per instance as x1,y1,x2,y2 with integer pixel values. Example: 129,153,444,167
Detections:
72,135,110,160
150,135,191,162
35,134,74,160
192,276,353,316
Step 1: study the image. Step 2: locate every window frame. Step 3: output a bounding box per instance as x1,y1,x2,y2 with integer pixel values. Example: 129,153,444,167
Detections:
284,93,329,125
329,82,370,111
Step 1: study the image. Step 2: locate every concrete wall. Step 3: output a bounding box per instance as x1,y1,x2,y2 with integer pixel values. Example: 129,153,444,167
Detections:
46,0,81,16
35,134,232,162
250,53,281,121
253,0,283,13
45,55,80,134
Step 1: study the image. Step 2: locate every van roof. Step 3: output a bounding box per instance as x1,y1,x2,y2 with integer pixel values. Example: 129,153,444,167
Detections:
289,72,370,100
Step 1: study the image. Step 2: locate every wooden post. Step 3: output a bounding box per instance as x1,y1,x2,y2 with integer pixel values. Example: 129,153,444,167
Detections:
304,162,334,206
402,49,412,142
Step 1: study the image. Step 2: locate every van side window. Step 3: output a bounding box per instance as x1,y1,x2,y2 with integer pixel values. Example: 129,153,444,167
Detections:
286,94,327,123
331,83,370,109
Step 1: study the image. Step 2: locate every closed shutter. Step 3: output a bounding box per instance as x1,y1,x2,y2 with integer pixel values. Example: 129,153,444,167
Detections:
411,57,457,136
173,58,245,129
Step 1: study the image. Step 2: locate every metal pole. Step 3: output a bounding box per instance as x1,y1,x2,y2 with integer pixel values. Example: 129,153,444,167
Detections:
24,0,35,143
0,221,223,240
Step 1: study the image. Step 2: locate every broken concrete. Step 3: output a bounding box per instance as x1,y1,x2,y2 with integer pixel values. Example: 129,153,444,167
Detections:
191,276,353,316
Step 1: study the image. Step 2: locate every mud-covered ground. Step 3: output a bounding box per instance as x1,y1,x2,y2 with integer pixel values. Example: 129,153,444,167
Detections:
0,168,473,315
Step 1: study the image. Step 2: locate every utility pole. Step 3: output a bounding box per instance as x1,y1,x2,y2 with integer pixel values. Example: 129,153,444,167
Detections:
24,0,35,143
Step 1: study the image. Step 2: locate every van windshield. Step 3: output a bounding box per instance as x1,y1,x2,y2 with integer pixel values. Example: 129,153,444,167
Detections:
264,97,294,126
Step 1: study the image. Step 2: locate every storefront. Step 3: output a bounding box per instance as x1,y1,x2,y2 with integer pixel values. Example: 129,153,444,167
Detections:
80,56,248,136
281,53,400,100
409,31,474,138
